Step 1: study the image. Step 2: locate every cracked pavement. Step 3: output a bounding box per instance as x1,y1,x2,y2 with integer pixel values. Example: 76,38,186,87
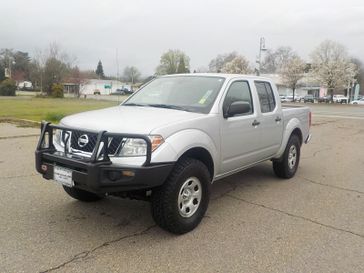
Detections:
1,109,364,273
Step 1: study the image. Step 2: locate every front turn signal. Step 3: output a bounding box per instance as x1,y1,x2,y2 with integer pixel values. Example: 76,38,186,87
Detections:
149,135,164,152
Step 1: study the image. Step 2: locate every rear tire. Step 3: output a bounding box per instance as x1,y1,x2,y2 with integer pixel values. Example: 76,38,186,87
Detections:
273,135,301,179
63,186,104,202
151,158,211,234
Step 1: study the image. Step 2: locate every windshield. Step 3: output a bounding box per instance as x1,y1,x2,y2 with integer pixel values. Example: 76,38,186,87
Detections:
123,76,225,114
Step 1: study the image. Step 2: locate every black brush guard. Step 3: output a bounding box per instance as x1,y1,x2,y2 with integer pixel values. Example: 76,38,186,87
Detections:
35,122,174,193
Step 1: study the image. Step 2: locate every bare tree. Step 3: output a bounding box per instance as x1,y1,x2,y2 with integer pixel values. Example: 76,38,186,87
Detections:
281,56,306,101
261,46,296,74
156,49,190,75
29,43,74,94
123,66,141,84
29,48,47,92
221,55,252,74
311,40,358,100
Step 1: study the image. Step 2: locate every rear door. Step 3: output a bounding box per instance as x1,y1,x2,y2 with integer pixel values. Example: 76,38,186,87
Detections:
254,81,284,157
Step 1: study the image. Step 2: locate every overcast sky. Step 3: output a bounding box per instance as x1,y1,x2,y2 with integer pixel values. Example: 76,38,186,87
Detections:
1,0,363,76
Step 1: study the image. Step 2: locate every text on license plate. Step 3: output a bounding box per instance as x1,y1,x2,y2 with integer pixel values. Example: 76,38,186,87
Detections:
53,166,74,187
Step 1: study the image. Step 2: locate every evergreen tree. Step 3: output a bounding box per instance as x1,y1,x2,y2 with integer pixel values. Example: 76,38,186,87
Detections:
177,55,187,73
156,49,190,75
96,60,105,79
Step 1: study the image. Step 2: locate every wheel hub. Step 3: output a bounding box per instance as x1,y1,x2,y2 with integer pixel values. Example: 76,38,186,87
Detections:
178,177,202,218
288,145,297,169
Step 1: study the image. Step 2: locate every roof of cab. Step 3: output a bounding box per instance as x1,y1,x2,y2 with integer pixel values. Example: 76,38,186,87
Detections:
160,73,273,82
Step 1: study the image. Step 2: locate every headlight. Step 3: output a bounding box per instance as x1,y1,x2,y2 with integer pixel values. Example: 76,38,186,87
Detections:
118,135,164,157
54,129,65,148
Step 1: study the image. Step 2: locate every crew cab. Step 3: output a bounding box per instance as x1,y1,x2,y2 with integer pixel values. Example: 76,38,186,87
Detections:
35,74,311,234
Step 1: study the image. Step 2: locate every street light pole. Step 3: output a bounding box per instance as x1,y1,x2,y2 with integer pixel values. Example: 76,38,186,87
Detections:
256,37,267,76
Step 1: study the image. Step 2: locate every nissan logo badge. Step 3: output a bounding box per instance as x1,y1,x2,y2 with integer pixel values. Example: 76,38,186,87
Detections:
77,134,89,148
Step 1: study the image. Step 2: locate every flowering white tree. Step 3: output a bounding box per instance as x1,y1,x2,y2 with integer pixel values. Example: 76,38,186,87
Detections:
208,52,238,72
280,56,306,101
221,55,252,74
311,40,357,100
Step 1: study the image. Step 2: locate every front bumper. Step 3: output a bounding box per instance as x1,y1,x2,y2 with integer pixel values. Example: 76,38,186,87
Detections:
35,122,174,194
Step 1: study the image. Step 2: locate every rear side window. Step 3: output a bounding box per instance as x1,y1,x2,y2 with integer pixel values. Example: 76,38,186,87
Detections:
223,81,253,115
255,81,276,113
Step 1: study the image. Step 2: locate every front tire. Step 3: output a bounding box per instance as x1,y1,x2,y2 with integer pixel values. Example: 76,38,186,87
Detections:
151,158,211,234
273,135,301,179
63,186,104,202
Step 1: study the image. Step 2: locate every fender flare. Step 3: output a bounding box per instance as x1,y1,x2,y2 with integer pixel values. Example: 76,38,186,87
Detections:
274,118,303,159
157,129,218,176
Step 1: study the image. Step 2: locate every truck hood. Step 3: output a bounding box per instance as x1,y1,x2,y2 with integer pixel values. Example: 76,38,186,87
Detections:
60,106,204,135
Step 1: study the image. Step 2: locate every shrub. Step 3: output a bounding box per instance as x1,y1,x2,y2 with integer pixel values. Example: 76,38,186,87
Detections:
51,83,64,98
0,79,17,96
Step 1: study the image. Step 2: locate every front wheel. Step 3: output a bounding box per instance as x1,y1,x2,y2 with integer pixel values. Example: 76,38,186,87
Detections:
63,186,104,202
273,135,301,179
151,158,211,234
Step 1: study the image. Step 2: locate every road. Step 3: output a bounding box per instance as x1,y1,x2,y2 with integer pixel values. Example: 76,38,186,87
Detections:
0,111,363,272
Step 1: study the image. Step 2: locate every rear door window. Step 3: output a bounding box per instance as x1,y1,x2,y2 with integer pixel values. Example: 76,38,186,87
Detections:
255,81,276,113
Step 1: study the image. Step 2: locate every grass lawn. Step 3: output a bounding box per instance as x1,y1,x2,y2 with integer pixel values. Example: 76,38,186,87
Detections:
0,96,120,123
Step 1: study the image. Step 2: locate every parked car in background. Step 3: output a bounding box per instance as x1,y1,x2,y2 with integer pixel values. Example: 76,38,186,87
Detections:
350,98,364,105
350,95,363,102
280,95,288,102
318,96,331,103
304,95,315,103
294,95,303,102
333,95,348,104
286,96,294,102
115,87,134,95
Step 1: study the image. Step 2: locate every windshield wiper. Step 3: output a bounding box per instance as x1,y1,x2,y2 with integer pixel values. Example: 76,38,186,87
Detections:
123,103,147,107
147,104,191,112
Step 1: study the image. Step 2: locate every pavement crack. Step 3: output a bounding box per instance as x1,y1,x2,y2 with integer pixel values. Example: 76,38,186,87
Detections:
226,194,364,239
299,176,364,195
39,225,156,273
301,145,333,159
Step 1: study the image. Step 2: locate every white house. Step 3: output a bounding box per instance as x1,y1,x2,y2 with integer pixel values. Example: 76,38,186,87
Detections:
79,79,124,95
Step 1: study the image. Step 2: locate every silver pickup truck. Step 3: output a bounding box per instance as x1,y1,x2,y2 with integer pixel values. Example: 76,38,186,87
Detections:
35,74,311,234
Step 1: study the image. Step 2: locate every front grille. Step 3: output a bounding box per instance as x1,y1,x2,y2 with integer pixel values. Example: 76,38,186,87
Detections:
70,131,98,153
60,130,123,156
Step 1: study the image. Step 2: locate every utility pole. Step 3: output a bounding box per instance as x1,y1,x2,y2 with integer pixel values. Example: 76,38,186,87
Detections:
116,48,120,81
256,37,267,76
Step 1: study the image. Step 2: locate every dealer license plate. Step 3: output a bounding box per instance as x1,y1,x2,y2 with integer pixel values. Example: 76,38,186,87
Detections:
53,166,74,187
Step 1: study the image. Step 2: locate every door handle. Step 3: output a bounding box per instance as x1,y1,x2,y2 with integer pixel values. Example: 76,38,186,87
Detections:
275,116,282,122
252,120,260,126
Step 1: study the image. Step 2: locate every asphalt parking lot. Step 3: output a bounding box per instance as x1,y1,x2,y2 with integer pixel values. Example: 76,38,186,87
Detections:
1,104,363,273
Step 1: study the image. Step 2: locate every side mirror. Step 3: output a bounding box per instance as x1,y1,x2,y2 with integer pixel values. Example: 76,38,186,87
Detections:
224,101,251,118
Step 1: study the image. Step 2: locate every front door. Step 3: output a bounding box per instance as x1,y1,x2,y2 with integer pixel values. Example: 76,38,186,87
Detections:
220,80,263,174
